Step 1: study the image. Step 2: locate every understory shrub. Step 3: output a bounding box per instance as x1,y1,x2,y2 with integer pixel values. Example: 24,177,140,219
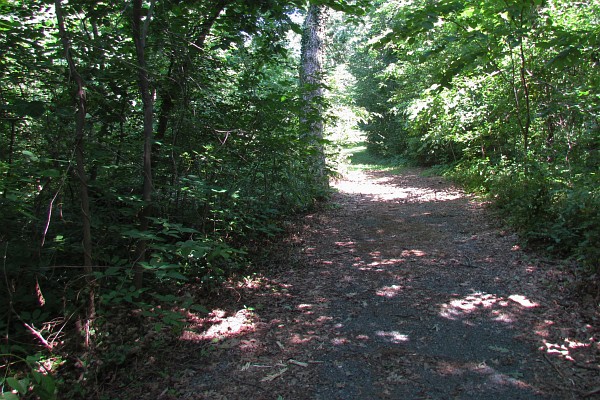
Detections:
448,160,600,272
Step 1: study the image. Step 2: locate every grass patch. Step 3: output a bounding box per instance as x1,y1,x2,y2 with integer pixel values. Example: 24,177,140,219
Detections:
341,142,406,172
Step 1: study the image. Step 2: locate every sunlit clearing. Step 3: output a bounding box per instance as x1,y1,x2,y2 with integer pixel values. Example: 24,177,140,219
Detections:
376,330,409,343
333,170,463,202
376,284,403,298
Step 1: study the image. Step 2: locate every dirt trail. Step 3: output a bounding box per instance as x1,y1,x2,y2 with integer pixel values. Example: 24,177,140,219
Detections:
114,168,598,399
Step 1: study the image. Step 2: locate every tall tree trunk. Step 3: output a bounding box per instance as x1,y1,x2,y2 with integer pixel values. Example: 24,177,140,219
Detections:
300,3,329,189
55,0,95,347
132,0,156,290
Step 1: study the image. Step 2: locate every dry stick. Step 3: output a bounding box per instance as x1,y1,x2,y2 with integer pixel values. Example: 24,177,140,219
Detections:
541,352,582,397
583,387,600,398
22,322,53,351
542,352,567,380
573,362,600,372
39,157,73,247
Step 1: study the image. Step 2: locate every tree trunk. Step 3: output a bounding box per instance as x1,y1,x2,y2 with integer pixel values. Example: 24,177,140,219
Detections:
300,4,329,189
132,0,156,290
55,0,95,348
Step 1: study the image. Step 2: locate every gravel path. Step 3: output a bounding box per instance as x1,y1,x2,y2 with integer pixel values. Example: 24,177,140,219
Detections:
106,167,599,399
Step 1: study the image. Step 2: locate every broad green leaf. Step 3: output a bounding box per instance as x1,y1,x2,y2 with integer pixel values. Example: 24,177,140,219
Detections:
6,377,26,395
21,150,38,161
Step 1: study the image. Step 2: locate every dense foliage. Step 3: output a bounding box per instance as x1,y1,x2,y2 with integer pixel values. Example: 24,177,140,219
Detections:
348,0,599,269
0,0,350,397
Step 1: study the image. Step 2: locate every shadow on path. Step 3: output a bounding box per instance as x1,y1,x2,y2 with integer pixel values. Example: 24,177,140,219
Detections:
114,168,596,399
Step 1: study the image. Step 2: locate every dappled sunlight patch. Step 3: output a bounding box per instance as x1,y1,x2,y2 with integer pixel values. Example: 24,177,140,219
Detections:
290,333,315,345
435,361,534,390
366,258,405,269
335,241,356,248
508,294,538,308
314,315,333,324
541,337,595,362
429,190,463,202
401,249,427,257
297,303,313,312
237,275,265,289
491,311,514,324
439,292,540,322
376,284,403,298
440,292,500,319
376,330,409,343
332,337,350,346
181,308,257,342
372,176,395,184
230,274,293,294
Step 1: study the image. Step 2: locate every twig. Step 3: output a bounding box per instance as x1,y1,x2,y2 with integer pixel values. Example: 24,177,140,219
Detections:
542,352,567,381
574,362,600,372
22,322,53,351
583,387,600,398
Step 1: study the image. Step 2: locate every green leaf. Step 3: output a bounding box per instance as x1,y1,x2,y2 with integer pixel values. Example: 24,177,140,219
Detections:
421,21,434,30
189,304,209,313
6,377,26,395
0,393,20,400
40,169,60,178
12,100,45,118
164,271,188,281
21,150,39,162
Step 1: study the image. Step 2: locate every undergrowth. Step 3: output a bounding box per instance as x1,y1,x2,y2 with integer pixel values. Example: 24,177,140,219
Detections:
445,159,600,275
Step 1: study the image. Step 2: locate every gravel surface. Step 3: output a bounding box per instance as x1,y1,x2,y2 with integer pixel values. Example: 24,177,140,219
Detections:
103,167,599,400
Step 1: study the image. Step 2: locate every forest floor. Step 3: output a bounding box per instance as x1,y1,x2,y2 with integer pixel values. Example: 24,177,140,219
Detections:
103,164,599,399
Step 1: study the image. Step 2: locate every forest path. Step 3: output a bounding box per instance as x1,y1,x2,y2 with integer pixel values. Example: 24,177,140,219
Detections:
117,167,595,399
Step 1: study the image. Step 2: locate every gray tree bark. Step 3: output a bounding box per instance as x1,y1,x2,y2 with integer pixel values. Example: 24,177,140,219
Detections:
300,3,329,189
